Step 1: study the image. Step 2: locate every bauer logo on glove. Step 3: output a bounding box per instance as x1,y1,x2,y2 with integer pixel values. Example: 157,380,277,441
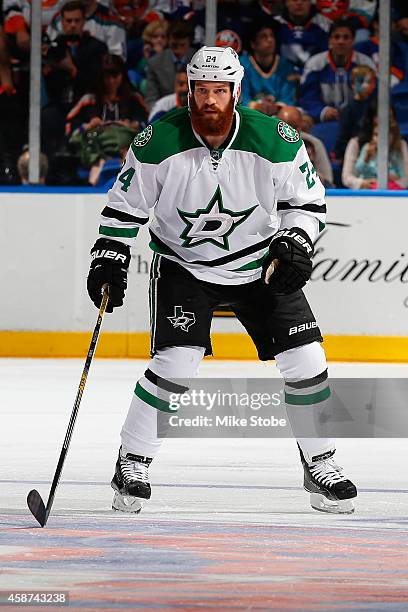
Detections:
91,248,129,264
87,238,131,312
262,227,314,294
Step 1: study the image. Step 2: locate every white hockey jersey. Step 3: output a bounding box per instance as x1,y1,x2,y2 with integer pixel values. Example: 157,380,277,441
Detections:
97,106,326,284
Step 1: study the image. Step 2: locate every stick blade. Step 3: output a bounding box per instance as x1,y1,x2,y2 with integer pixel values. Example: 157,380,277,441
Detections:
27,489,47,527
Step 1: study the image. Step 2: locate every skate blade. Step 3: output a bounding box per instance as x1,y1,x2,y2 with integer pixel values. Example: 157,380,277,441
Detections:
310,493,355,514
112,491,143,514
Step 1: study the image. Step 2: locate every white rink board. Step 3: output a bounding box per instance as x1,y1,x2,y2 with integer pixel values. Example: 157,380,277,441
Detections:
0,192,407,335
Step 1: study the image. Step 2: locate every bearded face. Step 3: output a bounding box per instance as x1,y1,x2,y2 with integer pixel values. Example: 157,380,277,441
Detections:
189,86,235,138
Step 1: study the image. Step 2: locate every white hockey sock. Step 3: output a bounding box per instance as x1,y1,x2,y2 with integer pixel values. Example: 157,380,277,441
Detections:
121,346,205,458
275,342,335,464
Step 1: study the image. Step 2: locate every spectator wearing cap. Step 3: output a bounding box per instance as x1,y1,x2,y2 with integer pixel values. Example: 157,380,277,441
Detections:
48,0,127,60
273,0,331,71
148,68,188,123
241,21,297,112
300,17,375,123
145,21,194,110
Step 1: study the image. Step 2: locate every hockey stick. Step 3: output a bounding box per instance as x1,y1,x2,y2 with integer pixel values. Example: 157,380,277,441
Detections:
27,284,110,527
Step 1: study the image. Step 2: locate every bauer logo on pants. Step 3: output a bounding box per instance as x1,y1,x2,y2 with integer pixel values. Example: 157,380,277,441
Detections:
167,306,196,332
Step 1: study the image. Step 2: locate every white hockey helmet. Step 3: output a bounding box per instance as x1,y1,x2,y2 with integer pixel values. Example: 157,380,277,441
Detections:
187,46,244,103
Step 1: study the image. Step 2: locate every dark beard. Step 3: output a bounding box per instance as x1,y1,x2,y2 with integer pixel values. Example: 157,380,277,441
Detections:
190,96,234,137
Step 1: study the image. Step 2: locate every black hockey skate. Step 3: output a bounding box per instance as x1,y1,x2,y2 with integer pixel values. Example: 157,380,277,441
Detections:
111,447,152,514
299,447,357,514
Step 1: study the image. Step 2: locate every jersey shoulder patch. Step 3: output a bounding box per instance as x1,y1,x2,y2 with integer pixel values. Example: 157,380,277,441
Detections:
131,107,201,164
233,107,303,163
276,120,300,143
133,124,153,147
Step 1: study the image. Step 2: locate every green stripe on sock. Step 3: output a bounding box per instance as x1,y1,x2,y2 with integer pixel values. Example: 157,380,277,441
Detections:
99,225,139,238
135,382,174,412
285,386,331,406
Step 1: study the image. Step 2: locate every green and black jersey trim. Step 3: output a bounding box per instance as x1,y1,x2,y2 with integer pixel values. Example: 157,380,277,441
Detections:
99,226,139,238
149,231,272,269
100,206,149,239
101,206,149,225
277,202,327,214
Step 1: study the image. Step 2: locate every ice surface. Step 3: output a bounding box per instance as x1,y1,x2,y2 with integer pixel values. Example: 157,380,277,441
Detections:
1,358,408,610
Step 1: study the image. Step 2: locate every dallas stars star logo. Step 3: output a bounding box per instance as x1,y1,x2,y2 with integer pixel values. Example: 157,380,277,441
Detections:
177,186,257,250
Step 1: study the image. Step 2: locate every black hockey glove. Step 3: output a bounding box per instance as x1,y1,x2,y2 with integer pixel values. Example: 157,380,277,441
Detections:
262,227,313,294
87,238,131,313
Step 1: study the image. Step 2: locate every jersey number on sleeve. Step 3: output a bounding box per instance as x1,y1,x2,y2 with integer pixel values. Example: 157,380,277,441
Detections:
118,167,135,192
299,162,316,190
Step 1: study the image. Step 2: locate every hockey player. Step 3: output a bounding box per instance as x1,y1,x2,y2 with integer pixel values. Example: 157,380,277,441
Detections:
87,46,357,515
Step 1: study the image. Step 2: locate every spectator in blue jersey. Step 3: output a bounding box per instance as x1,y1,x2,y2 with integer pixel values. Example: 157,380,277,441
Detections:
48,0,127,60
273,0,331,71
148,67,188,123
241,21,297,113
299,17,375,123
354,14,405,87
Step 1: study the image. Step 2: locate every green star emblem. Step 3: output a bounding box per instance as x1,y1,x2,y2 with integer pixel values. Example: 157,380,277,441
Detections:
133,125,153,147
177,186,257,250
277,121,300,143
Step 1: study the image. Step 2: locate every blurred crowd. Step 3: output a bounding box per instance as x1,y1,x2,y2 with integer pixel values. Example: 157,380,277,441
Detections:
0,0,408,188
